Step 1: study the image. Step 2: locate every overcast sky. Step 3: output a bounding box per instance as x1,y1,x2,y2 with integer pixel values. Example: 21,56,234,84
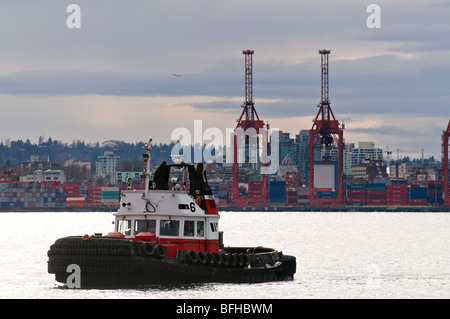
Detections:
0,0,449,159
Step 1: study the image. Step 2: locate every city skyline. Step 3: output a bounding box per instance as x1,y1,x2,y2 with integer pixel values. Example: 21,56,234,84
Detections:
0,1,449,159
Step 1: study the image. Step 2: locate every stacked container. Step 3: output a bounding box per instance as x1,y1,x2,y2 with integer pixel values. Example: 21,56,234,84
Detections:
248,181,263,200
100,187,120,206
408,185,427,205
297,187,309,205
285,173,298,206
427,181,444,206
268,181,286,204
208,182,220,197
87,186,102,205
346,184,366,206
448,182,450,204
87,186,120,206
63,181,81,197
248,180,267,205
0,181,66,208
366,183,386,206
65,182,87,207
217,183,229,205
286,190,297,206
315,188,335,199
386,184,408,206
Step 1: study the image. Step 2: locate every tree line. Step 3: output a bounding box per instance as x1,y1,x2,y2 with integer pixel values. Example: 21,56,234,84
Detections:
0,137,219,172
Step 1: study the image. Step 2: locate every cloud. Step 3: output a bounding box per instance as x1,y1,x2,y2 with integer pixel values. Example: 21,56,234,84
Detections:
348,125,421,137
0,0,449,159
341,113,447,158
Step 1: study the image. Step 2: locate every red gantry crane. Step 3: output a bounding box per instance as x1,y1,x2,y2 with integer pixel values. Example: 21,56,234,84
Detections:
308,49,345,206
443,120,450,206
232,50,267,206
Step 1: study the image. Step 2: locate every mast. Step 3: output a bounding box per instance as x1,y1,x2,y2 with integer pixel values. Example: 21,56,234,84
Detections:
143,137,152,189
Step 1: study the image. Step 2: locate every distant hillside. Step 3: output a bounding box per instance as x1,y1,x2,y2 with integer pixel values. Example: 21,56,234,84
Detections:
0,137,219,171
0,137,177,169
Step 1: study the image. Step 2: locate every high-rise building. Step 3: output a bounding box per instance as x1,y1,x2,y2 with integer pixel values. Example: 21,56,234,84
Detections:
344,142,383,175
96,151,120,177
279,131,294,165
292,130,310,186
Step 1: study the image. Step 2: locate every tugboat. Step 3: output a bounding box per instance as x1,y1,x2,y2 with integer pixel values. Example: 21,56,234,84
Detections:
48,138,296,288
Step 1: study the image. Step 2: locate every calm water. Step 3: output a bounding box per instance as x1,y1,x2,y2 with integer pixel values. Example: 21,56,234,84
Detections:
1,211,450,299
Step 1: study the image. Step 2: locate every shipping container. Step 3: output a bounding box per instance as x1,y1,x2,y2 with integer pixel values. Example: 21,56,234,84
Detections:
101,191,119,200
387,194,408,199
427,181,443,194
366,186,386,192
366,183,386,188
408,198,427,205
317,191,336,198
346,189,366,195
66,197,86,207
269,181,286,190
346,202,365,206
366,190,386,201
346,184,366,189
346,197,366,203
366,198,386,205
386,185,408,195
386,199,407,206
408,187,427,199
0,201,24,207
316,188,332,192
427,193,444,204
428,181,443,187
248,181,264,189
268,184,286,203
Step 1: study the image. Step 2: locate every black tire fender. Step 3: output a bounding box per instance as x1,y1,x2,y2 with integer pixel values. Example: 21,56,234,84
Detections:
142,243,155,257
153,244,166,259
197,251,207,264
237,253,247,267
211,252,222,266
230,253,238,267
185,250,198,264
204,252,214,265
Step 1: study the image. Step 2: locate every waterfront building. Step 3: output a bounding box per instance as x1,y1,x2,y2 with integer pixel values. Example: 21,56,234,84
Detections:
344,142,384,175
292,130,309,186
96,151,120,177
21,169,66,183
349,159,387,183
114,171,143,184
279,131,294,166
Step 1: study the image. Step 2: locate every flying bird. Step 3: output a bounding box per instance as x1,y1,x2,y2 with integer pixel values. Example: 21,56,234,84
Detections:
172,74,182,78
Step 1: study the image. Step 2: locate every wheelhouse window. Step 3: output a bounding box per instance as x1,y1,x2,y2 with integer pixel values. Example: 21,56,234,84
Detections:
160,220,180,236
117,219,131,236
197,221,205,237
184,220,195,237
135,219,156,235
